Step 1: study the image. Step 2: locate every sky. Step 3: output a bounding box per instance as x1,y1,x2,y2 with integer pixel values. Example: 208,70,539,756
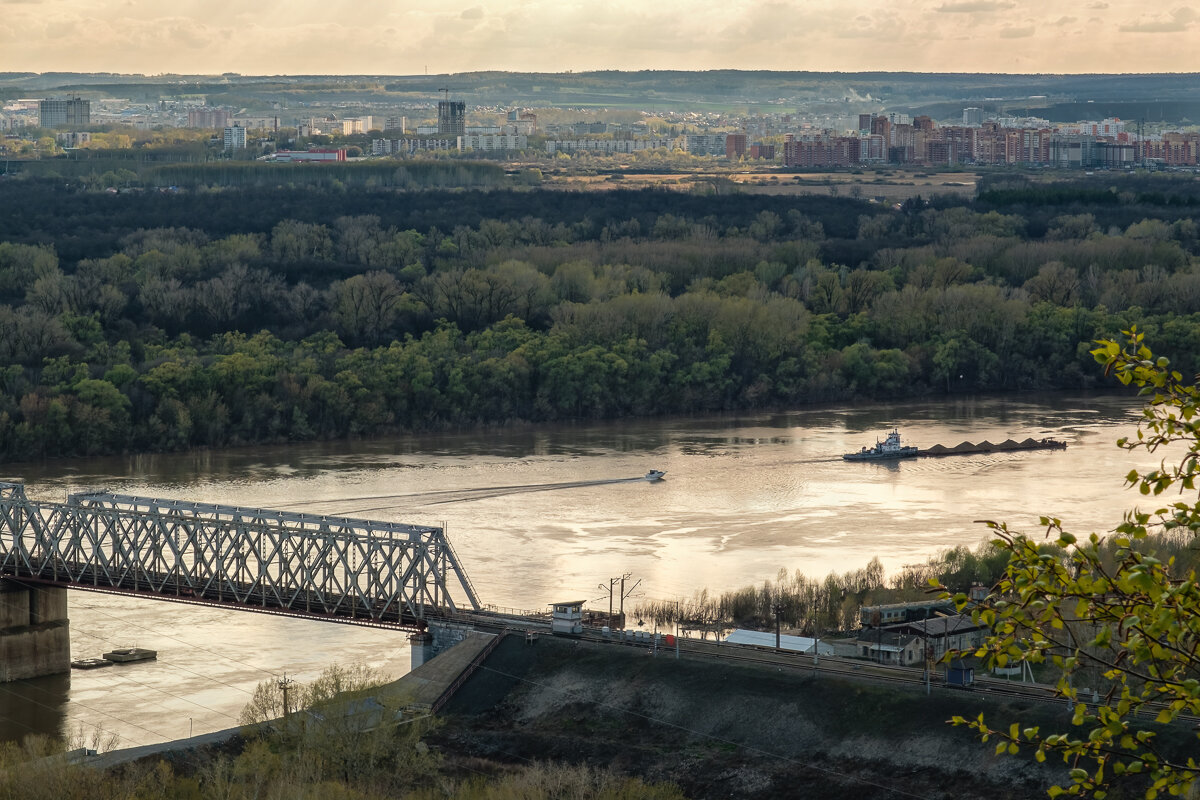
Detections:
1,0,1199,75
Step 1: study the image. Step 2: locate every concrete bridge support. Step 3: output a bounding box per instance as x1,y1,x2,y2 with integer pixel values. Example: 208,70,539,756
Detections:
411,622,479,669
0,581,70,682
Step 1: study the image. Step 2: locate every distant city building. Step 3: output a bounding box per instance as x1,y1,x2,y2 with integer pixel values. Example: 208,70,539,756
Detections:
683,134,726,156
230,116,279,131
270,148,347,163
504,110,537,135
1142,132,1200,166
437,101,466,136
39,97,90,129
223,125,247,151
187,108,230,129
573,121,607,135
55,131,91,147
725,133,748,159
371,137,458,155
749,142,775,160
858,113,873,132
545,138,673,155
870,115,891,142
783,136,860,167
458,133,527,152
415,125,439,135
962,107,984,126
385,116,407,133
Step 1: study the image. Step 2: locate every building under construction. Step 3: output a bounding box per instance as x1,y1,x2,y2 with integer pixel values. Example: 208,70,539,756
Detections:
438,100,465,136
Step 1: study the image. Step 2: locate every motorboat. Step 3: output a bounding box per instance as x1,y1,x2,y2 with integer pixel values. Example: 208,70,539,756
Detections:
645,470,666,481
842,429,919,461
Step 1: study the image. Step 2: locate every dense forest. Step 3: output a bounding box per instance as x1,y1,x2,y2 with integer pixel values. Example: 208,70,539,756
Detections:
1,172,1199,462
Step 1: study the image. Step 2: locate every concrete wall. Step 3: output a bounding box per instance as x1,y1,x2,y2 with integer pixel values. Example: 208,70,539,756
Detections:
0,588,31,629
0,582,70,682
30,585,68,624
429,622,474,656
0,623,71,682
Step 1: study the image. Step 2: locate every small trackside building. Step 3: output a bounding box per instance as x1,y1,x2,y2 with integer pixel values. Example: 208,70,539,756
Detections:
550,600,585,635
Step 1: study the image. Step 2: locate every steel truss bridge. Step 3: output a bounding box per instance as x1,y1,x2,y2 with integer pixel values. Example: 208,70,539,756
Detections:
0,482,480,630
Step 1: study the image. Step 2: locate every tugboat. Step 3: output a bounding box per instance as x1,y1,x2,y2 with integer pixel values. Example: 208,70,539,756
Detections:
843,429,919,461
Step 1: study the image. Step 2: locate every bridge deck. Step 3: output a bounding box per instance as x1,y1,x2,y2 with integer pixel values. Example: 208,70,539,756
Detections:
0,482,480,626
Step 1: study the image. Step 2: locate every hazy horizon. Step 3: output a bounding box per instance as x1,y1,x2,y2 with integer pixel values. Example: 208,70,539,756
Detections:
1,0,1198,76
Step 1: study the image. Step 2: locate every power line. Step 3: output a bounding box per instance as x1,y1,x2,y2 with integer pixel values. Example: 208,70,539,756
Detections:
67,627,243,720
72,600,278,687
0,680,162,746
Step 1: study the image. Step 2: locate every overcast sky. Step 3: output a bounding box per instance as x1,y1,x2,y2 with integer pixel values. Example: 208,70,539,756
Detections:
1,0,1198,75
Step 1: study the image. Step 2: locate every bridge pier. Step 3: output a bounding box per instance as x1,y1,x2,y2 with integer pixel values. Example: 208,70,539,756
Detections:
0,581,70,682
411,622,477,669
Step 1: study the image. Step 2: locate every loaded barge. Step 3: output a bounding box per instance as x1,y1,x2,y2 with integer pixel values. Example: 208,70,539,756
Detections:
919,437,1066,457
843,429,1065,461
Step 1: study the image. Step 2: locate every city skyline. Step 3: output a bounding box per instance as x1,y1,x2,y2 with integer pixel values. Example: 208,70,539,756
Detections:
1,0,1199,75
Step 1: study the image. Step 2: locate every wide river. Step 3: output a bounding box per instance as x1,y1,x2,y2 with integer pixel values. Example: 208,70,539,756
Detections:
0,393,1161,747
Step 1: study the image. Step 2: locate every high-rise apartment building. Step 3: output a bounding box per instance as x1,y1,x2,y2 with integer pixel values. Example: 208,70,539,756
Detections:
188,108,230,129
749,143,775,160
725,133,748,159
962,107,984,126
223,125,247,151
437,101,466,136
38,98,90,129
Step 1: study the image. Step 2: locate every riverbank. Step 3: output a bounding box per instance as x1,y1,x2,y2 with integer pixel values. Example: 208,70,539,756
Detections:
67,633,1188,800
435,635,1065,799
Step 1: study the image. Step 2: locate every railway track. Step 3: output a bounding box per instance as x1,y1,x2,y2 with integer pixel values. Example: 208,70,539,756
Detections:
542,627,1200,727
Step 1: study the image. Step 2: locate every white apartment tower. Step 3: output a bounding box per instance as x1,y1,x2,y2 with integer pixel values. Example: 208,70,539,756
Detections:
223,125,247,151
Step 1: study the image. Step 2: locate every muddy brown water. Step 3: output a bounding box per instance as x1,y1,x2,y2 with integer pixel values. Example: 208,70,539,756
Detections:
0,393,1158,747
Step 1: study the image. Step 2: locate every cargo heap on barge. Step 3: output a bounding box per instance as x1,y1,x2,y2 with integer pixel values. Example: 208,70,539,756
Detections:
919,437,1066,457
843,429,1066,461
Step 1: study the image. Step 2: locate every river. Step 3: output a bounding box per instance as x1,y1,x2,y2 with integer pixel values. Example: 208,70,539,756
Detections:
0,393,1157,747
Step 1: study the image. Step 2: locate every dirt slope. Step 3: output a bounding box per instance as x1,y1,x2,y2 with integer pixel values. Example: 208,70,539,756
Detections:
434,636,1075,799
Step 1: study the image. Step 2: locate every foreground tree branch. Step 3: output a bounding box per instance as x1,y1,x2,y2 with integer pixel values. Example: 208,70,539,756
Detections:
938,328,1200,799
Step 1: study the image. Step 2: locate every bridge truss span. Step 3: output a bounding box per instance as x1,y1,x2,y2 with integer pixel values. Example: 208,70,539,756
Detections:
0,482,480,628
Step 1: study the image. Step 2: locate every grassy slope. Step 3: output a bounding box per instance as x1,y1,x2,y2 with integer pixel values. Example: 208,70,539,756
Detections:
438,636,1184,800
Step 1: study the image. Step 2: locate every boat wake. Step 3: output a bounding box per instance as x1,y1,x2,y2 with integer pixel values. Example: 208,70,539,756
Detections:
284,476,656,516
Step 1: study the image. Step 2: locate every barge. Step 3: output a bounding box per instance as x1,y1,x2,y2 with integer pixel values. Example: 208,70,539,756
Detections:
845,429,1067,461
917,437,1067,457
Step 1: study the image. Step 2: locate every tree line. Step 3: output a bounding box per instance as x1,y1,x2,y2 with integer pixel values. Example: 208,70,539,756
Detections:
1,175,1199,462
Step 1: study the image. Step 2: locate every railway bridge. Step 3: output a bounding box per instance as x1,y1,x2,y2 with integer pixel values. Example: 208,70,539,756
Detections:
0,481,481,635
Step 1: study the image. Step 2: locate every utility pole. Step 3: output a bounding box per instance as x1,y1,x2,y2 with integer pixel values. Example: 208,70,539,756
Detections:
619,574,640,620
278,674,296,717
773,603,784,651
599,572,639,627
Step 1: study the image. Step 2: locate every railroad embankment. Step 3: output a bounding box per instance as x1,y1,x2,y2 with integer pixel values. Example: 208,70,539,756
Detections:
435,635,1078,800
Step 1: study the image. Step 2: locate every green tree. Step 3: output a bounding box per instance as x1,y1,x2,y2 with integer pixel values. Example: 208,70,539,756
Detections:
944,328,1200,799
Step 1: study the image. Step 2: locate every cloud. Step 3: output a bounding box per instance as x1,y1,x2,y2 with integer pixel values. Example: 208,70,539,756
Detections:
460,6,483,20
935,0,1014,11
1086,1,1108,7
999,25,1035,37
1053,16,1077,25
1119,6,1197,32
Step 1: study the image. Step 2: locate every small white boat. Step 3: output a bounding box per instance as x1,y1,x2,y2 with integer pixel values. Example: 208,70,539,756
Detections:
645,470,666,481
